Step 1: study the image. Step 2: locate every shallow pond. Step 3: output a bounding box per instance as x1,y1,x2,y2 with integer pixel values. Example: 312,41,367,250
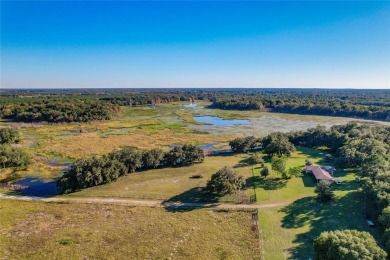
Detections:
193,116,250,126
12,177,59,197
183,103,197,108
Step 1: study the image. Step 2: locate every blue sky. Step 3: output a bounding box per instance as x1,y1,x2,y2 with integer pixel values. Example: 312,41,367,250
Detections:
1,1,389,89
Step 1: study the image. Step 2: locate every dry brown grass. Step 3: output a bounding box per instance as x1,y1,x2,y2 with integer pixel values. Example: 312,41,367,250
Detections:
0,199,261,260
39,130,233,158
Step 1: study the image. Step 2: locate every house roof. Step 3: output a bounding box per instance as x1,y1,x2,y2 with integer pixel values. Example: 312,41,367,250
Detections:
306,165,334,181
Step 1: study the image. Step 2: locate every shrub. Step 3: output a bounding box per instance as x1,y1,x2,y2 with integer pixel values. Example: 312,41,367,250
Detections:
0,128,20,144
260,166,270,178
206,166,245,195
315,180,334,202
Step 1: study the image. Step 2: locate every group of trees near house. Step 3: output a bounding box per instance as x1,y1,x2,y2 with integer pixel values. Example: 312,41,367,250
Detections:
0,99,120,123
287,123,390,254
228,122,390,254
229,132,296,158
57,145,204,194
229,132,298,179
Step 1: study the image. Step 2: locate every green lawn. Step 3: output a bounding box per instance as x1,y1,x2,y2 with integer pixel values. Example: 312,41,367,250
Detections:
252,147,359,205
258,192,381,260
252,147,376,259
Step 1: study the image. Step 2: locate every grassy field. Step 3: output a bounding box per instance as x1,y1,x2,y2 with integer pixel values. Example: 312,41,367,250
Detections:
252,147,359,205
67,154,255,203
258,192,381,260
251,147,377,259
0,199,260,260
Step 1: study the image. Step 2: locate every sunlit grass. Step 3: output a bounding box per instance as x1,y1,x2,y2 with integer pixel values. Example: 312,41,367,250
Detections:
66,154,254,203
0,200,260,259
252,147,370,259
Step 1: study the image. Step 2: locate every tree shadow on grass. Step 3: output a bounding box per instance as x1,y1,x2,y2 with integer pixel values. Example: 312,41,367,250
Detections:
256,177,287,190
279,191,378,259
244,176,261,190
163,187,221,212
302,174,316,188
332,180,361,192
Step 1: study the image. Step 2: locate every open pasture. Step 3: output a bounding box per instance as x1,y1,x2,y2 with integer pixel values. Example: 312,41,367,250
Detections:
67,154,254,203
0,199,260,260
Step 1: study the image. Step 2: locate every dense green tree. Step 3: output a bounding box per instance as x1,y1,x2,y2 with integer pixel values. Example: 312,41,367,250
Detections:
288,166,302,177
337,138,389,167
110,147,142,173
379,206,390,228
0,145,29,168
384,229,390,253
57,156,127,194
313,230,387,260
165,145,204,166
206,166,245,195
271,156,288,178
315,180,334,202
142,149,165,169
263,133,295,157
229,136,259,153
165,146,184,166
181,144,204,165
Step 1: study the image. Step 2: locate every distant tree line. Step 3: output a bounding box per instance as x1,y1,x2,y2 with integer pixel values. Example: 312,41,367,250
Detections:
210,98,390,121
57,144,204,194
0,99,120,123
1,88,389,122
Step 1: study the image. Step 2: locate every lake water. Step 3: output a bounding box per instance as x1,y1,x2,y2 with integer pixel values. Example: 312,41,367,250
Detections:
193,116,250,126
197,142,221,149
13,177,59,197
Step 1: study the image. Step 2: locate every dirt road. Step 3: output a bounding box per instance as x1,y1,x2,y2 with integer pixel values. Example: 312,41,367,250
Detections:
0,194,285,210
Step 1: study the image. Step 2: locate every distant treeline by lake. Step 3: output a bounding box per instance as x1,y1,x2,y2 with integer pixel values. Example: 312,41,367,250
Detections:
0,88,389,122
